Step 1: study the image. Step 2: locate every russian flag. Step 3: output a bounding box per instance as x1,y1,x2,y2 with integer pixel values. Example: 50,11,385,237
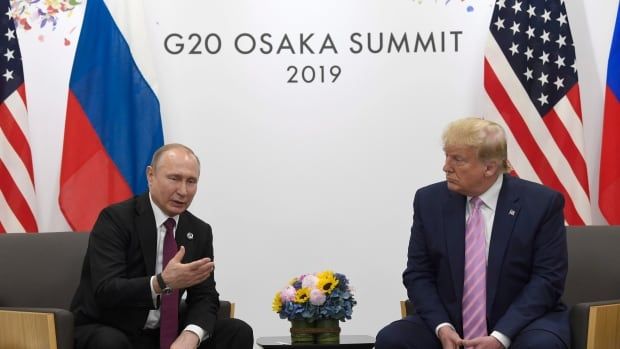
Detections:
60,0,163,231
600,4,620,224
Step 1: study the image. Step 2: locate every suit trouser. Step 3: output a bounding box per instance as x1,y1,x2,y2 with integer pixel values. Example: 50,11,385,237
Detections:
74,318,253,349
375,314,568,349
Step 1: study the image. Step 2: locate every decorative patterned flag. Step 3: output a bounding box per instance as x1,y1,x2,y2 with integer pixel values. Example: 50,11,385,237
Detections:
484,0,591,225
60,0,163,231
0,0,38,233
599,4,620,224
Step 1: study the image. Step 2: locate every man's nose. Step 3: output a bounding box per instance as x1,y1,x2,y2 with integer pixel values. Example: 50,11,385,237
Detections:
177,181,188,195
443,161,452,173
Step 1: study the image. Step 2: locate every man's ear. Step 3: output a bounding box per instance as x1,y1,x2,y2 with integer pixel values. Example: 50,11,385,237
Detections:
484,160,500,177
146,166,154,186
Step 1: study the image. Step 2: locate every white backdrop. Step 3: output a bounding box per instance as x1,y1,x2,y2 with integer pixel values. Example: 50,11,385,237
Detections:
17,0,618,344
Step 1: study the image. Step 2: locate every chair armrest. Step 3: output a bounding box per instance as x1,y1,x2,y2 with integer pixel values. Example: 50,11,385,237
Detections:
218,300,235,319
570,299,620,349
400,300,415,318
0,307,74,349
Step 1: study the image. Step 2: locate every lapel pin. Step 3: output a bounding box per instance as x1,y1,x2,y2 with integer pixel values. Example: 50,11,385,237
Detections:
186,232,194,240
509,209,515,216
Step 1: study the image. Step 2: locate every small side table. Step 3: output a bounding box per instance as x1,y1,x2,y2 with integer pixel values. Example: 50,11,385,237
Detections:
256,335,375,349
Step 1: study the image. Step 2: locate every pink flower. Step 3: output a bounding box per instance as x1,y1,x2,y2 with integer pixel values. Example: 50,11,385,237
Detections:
302,275,318,289
309,288,326,306
280,286,296,302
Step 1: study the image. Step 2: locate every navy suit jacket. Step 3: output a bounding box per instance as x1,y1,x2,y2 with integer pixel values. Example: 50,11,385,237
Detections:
71,193,220,336
403,174,569,345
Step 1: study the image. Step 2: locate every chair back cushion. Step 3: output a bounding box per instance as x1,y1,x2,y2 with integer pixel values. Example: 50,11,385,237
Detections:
564,226,620,307
0,232,89,309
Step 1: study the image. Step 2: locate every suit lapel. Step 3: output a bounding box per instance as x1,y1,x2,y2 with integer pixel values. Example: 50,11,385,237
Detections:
444,190,467,304
175,213,194,264
136,194,158,276
486,175,520,313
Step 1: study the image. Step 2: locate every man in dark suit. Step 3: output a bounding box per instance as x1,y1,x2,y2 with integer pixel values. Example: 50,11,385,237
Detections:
376,118,569,349
71,143,253,349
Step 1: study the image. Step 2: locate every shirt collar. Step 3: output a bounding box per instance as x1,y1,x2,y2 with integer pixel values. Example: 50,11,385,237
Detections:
148,193,180,228
468,174,503,211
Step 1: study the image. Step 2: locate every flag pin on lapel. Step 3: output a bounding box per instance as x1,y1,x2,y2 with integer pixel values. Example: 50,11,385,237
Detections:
509,209,515,216
187,232,194,240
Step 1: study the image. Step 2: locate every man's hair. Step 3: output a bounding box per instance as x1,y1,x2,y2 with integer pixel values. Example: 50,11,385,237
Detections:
150,143,201,170
442,117,508,171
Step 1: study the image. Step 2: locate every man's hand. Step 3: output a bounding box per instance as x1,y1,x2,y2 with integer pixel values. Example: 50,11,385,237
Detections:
162,246,214,289
460,335,504,349
438,326,463,349
171,330,200,349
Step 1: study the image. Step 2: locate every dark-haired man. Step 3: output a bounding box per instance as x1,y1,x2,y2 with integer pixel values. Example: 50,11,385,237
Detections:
71,143,253,349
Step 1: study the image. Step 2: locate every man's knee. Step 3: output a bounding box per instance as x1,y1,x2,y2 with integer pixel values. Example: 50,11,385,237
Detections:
375,324,397,349
76,325,132,349
376,317,441,349
376,321,415,349
376,323,401,348
228,318,253,344
512,329,567,349
200,318,253,348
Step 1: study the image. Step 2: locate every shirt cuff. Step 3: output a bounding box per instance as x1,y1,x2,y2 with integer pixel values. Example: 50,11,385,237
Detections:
149,276,157,307
435,322,455,337
185,325,208,343
491,330,511,348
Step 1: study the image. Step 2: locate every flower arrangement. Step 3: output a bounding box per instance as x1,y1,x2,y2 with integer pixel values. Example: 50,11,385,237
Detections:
9,0,83,46
272,270,356,322
10,0,82,31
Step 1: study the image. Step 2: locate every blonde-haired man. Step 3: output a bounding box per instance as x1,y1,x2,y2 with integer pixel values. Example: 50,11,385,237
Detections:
377,118,569,349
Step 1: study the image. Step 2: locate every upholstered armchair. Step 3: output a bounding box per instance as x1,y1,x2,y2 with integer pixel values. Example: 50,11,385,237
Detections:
0,232,234,349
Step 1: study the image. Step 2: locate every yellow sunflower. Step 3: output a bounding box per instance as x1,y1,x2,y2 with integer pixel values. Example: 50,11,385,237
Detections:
272,292,282,312
294,287,311,303
317,270,339,294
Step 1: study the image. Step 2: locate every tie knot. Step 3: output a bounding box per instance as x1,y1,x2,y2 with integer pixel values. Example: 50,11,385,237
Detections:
164,218,176,232
470,196,484,210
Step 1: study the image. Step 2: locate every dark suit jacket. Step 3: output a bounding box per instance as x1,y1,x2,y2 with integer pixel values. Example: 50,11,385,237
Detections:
71,193,220,336
403,174,569,345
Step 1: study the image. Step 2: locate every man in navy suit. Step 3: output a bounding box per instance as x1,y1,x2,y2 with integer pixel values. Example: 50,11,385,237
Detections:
376,118,569,349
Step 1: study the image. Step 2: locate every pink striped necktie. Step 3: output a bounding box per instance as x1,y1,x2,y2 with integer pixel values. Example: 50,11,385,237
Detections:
462,196,488,342
160,218,179,349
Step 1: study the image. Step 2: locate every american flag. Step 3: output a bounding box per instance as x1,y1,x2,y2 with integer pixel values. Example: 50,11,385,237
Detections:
484,0,591,225
0,0,38,232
